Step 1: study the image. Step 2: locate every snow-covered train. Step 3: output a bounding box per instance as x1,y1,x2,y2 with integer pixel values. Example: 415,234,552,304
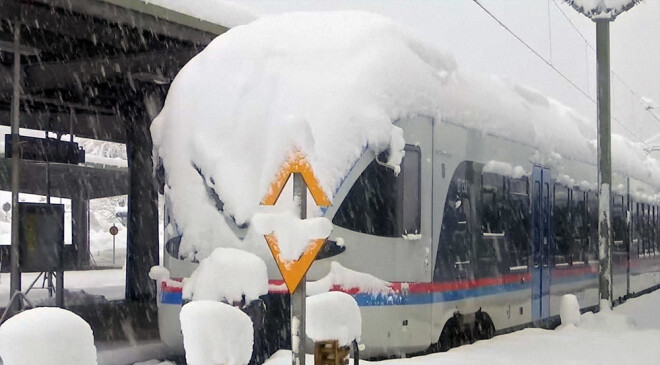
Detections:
157,113,660,358
150,11,660,362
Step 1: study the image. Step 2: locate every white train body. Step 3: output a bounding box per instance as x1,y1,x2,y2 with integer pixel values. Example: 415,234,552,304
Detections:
158,114,660,357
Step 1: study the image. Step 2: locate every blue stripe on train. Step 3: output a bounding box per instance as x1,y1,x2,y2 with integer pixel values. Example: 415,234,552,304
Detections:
162,291,183,305
159,274,597,307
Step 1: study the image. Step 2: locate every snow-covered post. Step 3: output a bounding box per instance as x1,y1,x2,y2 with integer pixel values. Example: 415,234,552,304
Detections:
292,172,307,365
564,0,642,309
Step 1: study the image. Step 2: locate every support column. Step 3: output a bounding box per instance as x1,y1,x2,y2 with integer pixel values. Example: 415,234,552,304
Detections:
9,18,22,311
596,19,613,308
72,197,89,269
120,90,159,303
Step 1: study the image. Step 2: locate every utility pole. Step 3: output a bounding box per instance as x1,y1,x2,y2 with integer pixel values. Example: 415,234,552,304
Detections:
595,19,613,307
564,0,641,309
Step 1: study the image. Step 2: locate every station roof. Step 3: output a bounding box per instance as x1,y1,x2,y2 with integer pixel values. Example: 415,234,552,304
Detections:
0,0,227,143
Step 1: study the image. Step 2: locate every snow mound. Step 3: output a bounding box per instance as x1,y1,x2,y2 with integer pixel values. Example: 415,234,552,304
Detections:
183,247,268,303
308,261,390,296
560,294,581,327
579,301,637,331
253,210,332,261
307,291,362,346
0,307,97,365
180,301,253,365
151,11,455,260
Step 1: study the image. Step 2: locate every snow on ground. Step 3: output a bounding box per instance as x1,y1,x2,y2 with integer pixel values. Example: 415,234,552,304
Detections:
265,290,660,365
0,269,125,304
0,307,97,365
180,301,254,365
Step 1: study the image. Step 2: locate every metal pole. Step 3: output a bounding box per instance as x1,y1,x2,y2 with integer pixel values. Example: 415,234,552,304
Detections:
596,19,613,308
113,234,116,266
9,20,22,312
291,173,307,365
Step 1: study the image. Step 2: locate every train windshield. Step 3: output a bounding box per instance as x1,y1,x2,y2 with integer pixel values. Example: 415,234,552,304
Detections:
332,145,420,237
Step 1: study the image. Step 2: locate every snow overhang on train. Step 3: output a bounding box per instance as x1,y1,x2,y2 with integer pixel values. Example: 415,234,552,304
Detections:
151,11,660,267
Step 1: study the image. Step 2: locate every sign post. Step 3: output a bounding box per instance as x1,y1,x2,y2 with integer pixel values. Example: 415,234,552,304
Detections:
109,224,119,265
261,150,332,365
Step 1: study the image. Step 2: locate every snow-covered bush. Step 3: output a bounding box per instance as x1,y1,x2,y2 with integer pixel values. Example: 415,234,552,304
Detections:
0,307,97,365
180,301,254,365
182,247,268,304
306,291,362,346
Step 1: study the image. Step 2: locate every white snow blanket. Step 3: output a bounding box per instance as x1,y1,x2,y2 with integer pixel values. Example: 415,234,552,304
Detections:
152,11,660,262
182,247,268,303
180,300,253,365
306,291,362,346
0,307,97,365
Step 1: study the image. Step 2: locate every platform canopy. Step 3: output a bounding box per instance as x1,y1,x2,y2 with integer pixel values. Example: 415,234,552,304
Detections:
0,0,228,143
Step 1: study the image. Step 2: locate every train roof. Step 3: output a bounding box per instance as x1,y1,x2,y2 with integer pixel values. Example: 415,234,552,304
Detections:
151,11,660,260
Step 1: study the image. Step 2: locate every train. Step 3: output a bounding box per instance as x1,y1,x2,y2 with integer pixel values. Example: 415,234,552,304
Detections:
149,11,660,363
156,113,660,359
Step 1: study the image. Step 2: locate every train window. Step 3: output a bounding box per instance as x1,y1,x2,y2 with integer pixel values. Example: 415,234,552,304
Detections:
477,172,506,278
400,147,421,235
553,184,571,266
505,176,531,270
612,195,627,255
434,161,478,282
332,145,420,237
572,190,588,264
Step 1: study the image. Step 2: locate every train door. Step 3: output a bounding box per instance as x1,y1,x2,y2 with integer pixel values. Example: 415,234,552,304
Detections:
531,166,553,321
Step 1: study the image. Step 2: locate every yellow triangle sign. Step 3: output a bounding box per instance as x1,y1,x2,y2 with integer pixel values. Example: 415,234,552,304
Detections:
261,149,331,294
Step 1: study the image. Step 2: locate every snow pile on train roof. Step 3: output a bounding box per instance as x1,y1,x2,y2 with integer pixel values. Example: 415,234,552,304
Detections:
152,11,660,260
306,291,362,346
182,247,268,303
180,301,253,365
0,307,97,365
143,0,257,28
152,11,454,259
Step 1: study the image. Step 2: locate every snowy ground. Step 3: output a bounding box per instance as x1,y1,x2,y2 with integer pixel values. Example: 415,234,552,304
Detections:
261,290,660,365
0,269,125,305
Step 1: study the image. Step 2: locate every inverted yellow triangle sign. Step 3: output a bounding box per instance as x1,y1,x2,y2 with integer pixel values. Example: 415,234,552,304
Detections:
264,235,326,294
261,149,331,294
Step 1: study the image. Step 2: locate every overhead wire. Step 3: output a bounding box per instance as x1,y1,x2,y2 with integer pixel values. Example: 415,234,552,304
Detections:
551,0,660,130
472,0,651,148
